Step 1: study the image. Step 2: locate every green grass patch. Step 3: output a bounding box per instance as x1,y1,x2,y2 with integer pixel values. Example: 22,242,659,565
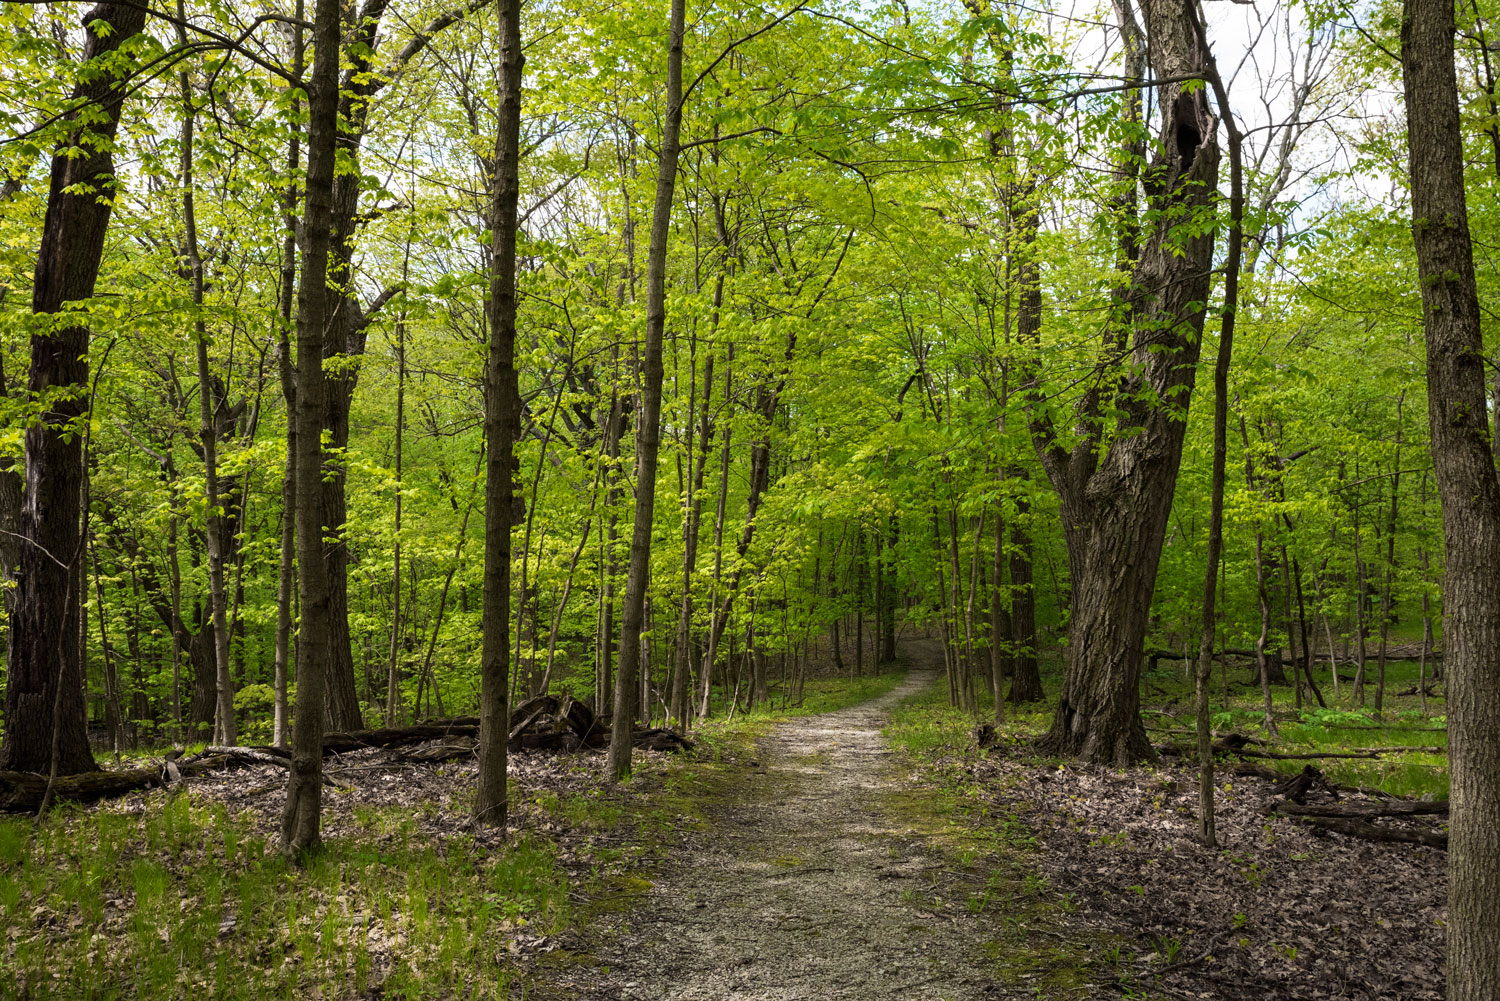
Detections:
0,793,569,1000
882,679,1112,997
1142,657,1450,800
689,667,907,760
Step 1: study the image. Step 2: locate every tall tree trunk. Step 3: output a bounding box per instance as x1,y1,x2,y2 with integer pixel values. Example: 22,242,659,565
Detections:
1402,2,1500,994
272,3,304,749
177,33,236,747
384,307,406,726
1187,9,1243,845
1027,0,1219,765
2,2,147,777
281,0,342,859
608,0,685,781
990,506,1009,723
475,0,524,828
671,338,715,729
1376,395,1404,715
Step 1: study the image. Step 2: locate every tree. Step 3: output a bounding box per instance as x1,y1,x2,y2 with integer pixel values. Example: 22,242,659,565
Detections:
282,0,342,859
608,0,686,781
1025,0,1221,764
475,0,524,829
2,1,148,778
1401,0,1500,992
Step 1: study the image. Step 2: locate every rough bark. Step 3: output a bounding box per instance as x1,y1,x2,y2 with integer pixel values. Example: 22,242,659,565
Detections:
1027,0,1219,765
1402,0,1500,994
2,3,147,777
475,0,524,829
281,0,341,859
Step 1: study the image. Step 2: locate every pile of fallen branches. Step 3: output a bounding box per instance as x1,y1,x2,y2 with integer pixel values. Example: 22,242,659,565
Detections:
0,694,691,813
1242,762,1449,848
1153,731,1449,849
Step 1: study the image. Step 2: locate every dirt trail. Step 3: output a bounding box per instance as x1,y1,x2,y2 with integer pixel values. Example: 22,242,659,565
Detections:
553,646,1026,1001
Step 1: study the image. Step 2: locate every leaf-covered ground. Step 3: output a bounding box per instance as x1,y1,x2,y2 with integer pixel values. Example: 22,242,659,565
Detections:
889,642,1448,1001
0,671,905,1000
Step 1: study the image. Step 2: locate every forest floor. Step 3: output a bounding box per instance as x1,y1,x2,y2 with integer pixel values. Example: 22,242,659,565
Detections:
1,643,1449,1000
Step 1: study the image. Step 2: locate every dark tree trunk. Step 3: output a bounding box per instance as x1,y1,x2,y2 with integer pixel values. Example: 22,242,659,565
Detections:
281,0,341,859
1007,484,1043,702
474,0,523,829
314,0,487,732
1026,0,1219,765
2,2,147,777
989,508,1010,723
1401,1,1500,995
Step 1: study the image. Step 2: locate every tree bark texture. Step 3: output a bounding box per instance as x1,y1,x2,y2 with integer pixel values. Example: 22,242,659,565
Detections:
1028,0,1219,765
1402,0,1500,994
281,0,341,859
475,0,524,829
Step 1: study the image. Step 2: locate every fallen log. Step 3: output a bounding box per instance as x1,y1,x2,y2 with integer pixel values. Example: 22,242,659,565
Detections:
1269,799,1448,819
1289,813,1447,849
1268,764,1336,804
1,754,238,813
1237,748,1382,761
632,727,694,753
400,737,478,763
3,707,694,812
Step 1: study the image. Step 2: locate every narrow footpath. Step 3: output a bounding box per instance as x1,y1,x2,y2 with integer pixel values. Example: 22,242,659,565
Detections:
548,656,1051,1001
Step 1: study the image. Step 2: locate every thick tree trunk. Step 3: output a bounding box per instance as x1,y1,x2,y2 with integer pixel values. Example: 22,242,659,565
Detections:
281,0,341,859
1044,501,1168,763
1401,1,1500,995
2,2,147,777
1027,0,1218,765
475,0,524,829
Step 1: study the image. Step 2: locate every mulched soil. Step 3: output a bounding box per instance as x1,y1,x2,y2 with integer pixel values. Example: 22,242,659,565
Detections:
964,743,1446,1001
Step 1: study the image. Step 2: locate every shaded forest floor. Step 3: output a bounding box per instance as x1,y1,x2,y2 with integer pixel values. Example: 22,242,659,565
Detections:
1,643,1449,1000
